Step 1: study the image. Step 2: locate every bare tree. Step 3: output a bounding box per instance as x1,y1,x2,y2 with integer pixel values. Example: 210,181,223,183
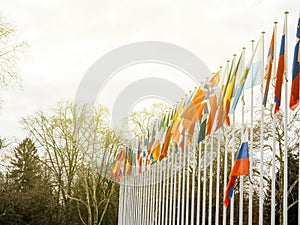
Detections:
22,101,123,225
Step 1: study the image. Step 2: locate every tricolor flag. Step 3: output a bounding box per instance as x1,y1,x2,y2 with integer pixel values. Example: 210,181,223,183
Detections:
223,135,249,208
274,18,287,114
289,16,300,110
263,28,275,107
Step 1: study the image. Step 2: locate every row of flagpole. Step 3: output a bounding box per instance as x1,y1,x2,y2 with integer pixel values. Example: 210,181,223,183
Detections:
114,11,300,225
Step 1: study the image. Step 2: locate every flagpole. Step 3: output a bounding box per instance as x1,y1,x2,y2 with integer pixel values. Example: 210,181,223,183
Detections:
155,163,159,225
259,31,265,225
230,114,235,225
176,148,182,225
162,159,167,225
223,130,228,225
196,141,202,225
169,151,174,224
208,133,214,225
165,158,170,225
222,60,230,225
191,134,196,224
158,160,162,225
248,39,255,225
172,151,177,225
148,165,151,225
239,47,246,225
118,182,123,225
181,133,187,225
202,139,207,225
185,139,190,225
283,11,289,225
215,129,221,225
271,21,278,225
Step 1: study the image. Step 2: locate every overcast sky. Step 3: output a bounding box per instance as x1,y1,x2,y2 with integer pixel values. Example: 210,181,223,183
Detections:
0,0,299,139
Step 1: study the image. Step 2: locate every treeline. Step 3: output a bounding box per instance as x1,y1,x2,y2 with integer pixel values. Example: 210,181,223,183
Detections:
0,102,122,225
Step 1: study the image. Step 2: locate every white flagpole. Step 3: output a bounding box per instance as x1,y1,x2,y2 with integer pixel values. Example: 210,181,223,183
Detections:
202,139,207,225
222,135,228,225
191,135,197,224
169,151,174,224
248,39,255,225
196,141,202,225
169,151,175,224
123,174,128,224
215,130,221,225
158,161,162,225
215,66,222,225
239,47,246,225
165,156,170,225
208,133,214,225
147,169,151,225
185,140,190,225
222,60,230,225
155,163,160,225
283,11,289,225
181,134,187,225
118,183,123,225
271,21,278,225
172,151,177,225
230,114,235,225
176,148,182,225
162,159,166,225
259,31,265,225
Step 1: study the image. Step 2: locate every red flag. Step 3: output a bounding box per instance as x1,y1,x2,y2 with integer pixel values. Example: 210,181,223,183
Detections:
289,17,300,110
224,138,249,208
274,19,286,114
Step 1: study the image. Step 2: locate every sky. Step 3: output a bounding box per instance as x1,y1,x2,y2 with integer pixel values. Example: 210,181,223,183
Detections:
0,0,299,139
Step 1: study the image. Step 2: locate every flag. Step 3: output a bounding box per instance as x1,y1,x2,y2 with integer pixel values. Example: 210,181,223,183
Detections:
214,62,230,131
223,136,249,208
223,51,244,126
159,126,171,160
244,37,264,89
206,94,217,136
216,56,236,128
181,88,206,129
151,119,165,162
109,149,126,180
274,19,286,114
198,117,207,143
263,29,275,107
209,70,221,89
230,36,263,113
289,17,300,110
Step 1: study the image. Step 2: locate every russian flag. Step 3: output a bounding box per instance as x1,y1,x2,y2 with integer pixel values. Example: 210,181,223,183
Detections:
224,136,249,208
289,17,300,111
274,19,286,114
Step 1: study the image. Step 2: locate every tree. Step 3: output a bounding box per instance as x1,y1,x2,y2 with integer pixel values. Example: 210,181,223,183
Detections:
0,13,28,107
257,106,300,225
10,138,40,191
0,138,59,225
125,103,170,138
22,102,123,225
